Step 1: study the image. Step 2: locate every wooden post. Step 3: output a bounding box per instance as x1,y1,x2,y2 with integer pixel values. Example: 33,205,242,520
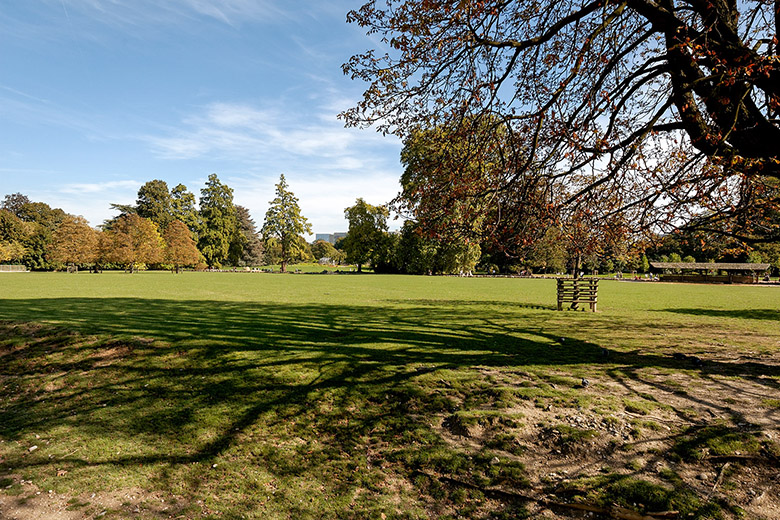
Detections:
557,278,563,311
570,278,580,310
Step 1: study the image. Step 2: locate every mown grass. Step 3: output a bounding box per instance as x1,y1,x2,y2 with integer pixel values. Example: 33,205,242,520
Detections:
0,272,778,518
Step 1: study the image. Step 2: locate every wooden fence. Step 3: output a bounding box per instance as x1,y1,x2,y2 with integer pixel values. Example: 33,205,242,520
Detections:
557,278,598,312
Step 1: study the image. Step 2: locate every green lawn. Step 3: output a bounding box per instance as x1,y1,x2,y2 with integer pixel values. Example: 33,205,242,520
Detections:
0,272,778,519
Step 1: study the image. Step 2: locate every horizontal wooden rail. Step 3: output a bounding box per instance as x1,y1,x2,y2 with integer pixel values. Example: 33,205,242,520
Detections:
557,278,598,312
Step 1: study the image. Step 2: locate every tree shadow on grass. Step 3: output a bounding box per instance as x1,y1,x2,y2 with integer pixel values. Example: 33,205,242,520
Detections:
1,297,779,517
661,308,780,321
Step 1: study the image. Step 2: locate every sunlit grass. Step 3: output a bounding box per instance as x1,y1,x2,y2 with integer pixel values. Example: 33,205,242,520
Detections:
0,272,778,518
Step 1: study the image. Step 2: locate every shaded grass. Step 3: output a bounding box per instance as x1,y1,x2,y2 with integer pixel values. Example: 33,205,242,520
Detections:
0,273,778,518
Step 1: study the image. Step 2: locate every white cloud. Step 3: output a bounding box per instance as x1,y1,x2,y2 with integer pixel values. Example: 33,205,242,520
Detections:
145,100,399,164
59,180,142,194
140,96,404,238
231,170,402,238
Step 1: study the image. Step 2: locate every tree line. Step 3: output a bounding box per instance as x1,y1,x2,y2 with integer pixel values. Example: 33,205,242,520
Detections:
1,174,305,272
2,169,778,274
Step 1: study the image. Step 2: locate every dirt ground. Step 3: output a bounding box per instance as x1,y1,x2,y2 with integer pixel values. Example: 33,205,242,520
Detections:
433,357,780,520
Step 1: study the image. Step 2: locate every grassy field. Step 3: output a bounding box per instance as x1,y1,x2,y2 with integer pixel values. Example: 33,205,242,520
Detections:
0,272,778,519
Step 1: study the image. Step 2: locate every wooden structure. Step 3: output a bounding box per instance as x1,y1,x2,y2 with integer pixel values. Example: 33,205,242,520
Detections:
0,264,27,272
557,277,598,312
650,262,770,284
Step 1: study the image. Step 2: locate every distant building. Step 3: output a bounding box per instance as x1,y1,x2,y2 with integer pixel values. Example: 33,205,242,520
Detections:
314,232,347,244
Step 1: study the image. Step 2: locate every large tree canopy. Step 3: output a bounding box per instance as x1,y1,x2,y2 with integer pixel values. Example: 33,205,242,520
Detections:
103,213,164,272
343,0,780,240
47,215,99,269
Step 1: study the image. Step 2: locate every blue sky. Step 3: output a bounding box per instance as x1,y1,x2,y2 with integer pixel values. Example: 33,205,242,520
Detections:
0,0,402,236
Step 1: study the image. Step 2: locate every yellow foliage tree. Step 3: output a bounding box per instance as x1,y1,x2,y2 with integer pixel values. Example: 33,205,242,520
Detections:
164,220,201,273
104,214,164,272
47,215,99,271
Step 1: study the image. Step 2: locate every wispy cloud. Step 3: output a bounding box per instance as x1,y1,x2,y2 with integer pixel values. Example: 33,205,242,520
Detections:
143,98,404,235
60,0,290,28
60,180,142,194
145,101,398,167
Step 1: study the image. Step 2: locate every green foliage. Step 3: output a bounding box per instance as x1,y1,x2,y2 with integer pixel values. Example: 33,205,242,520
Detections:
527,227,568,274
386,221,482,275
230,205,263,267
640,254,650,273
311,239,343,264
136,180,174,231
746,250,763,264
0,209,28,262
170,184,201,237
198,174,239,268
1,195,66,270
261,174,312,272
342,198,389,272
263,237,282,265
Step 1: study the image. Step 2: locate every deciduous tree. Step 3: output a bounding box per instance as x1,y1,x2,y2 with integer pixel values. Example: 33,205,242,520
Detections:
342,198,389,272
343,0,780,241
0,209,27,263
137,180,174,231
164,220,201,273
262,175,311,273
311,239,343,264
47,215,99,270
171,183,201,236
103,214,164,272
1,195,65,270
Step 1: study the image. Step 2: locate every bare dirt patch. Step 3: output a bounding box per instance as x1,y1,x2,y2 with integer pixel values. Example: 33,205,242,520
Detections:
434,352,780,519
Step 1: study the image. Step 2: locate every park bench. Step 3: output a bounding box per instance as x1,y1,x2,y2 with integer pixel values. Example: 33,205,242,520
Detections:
557,277,598,312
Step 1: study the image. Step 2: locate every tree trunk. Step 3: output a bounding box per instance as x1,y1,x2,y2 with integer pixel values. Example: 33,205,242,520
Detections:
280,260,287,273
357,263,362,273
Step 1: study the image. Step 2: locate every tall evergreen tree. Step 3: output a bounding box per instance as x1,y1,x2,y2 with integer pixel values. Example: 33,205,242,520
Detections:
230,205,264,267
198,174,238,268
262,174,311,273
